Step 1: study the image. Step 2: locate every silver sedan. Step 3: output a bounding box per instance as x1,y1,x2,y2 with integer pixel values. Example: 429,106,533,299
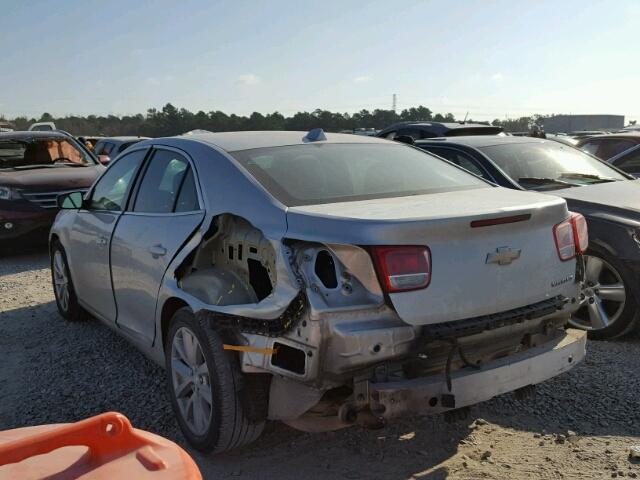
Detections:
50,130,586,453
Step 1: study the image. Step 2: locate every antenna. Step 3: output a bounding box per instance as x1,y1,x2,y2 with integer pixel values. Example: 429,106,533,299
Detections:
392,93,397,113
463,111,469,124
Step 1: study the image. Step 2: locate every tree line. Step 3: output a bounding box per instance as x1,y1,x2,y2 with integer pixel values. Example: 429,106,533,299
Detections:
2,103,548,137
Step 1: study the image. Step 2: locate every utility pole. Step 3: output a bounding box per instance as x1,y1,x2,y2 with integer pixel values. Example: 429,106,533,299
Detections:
392,93,397,113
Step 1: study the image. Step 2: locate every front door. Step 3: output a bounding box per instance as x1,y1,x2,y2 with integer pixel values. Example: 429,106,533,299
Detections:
110,148,204,345
67,149,147,321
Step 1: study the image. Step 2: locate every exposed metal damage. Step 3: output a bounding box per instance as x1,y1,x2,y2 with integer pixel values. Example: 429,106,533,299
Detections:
170,213,584,432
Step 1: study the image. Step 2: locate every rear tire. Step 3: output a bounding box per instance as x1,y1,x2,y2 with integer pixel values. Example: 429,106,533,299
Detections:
165,308,266,453
50,240,86,322
569,248,640,339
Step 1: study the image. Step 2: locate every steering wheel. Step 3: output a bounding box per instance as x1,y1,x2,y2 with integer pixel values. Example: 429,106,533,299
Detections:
53,157,73,164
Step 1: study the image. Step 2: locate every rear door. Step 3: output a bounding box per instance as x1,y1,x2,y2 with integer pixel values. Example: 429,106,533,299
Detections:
67,148,148,321
110,147,204,345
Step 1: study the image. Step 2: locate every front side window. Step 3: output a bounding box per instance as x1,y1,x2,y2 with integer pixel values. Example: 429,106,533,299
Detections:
615,148,640,175
133,150,191,213
424,146,487,179
478,141,627,191
598,139,637,160
88,150,146,211
231,143,488,206
0,138,94,170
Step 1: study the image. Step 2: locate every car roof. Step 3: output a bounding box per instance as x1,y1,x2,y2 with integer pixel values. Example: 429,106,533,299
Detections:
385,121,495,129
97,136,149,142
577,132,640,141
379,121,500,133
176,130,390,152
0,130,72,140
415,135,548,148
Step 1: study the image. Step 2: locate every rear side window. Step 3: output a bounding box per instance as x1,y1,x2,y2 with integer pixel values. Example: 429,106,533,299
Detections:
397,128,432,139
231,143,488,206
133,150,190,213
174,167,200,212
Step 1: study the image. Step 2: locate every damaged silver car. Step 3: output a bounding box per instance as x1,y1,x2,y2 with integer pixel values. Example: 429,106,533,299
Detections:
50,130,588,453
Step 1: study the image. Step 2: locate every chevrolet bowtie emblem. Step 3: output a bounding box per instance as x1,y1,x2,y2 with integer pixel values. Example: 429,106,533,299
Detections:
486,246,521,265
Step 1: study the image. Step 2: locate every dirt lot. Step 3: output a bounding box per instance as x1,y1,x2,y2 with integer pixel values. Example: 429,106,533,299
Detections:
1,247,640,479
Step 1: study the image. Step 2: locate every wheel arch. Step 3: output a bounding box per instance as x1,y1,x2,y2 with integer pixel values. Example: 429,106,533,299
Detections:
160,297,190,351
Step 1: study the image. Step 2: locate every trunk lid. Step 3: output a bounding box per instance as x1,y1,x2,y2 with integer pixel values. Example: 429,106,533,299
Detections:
286,187,578,325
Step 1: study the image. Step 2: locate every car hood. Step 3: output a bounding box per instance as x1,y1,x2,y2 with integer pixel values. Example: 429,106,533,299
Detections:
0,165,104,191
552,179,640,214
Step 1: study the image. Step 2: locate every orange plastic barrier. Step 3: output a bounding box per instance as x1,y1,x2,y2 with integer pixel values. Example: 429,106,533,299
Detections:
0,412,202,480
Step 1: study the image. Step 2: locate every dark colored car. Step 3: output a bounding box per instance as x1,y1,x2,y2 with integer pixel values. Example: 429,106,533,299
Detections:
376,121,502,140
609,144,640,177
0,131,104,244
576,133,640,161
415,135,640,339
93,136,149,164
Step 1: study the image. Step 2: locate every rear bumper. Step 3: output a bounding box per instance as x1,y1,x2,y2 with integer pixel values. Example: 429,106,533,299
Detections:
369,328,586,417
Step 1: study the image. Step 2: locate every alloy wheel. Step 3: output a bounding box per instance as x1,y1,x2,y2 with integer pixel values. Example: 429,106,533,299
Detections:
570,254,626,331
170,327,213,436
52,250,70,312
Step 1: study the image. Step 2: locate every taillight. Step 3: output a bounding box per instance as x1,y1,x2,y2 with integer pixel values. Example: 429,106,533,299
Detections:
553,212,588,261
571,212,588,253
371,246,431,293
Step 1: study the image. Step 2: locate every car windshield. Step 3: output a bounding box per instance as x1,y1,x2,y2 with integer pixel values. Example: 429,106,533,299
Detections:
0,138,93,170
231,143,488,206
478,141,627,191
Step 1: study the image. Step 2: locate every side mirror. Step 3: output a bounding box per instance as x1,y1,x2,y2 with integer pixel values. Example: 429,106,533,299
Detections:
57,191,85,209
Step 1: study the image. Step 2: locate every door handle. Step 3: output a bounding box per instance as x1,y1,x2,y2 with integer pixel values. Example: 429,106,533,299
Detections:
148,244,167,258
97,235,108,246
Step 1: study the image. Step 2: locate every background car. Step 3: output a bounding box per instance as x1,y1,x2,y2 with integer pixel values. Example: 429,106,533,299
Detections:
93,136,149,164
415,136,640,339
576,133,640,161
0,131,104,244
28,122,56,132
50,130,584,454
376,121,503,140
76,135,104,150
0,121,15,133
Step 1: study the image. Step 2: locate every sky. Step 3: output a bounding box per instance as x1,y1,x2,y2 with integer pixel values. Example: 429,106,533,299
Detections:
1,0,639,123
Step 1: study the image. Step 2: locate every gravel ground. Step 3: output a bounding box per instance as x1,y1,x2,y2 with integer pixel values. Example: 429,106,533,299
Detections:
2,247,640,479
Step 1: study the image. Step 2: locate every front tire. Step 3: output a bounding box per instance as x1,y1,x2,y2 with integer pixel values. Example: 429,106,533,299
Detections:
50,241,86,321
569,249,640,339
165,308,265,453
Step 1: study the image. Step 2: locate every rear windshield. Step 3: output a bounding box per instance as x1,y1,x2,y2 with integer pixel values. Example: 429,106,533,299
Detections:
0,138,94,170
478,141,627,188
231,143,488,206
